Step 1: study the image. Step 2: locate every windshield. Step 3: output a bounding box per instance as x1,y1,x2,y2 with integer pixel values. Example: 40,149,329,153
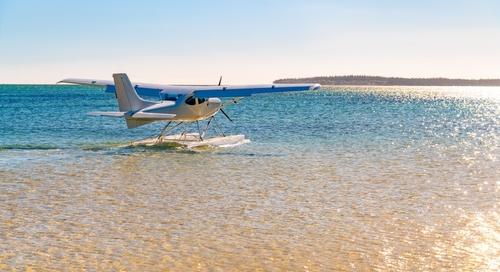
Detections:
185,96,206,105
185,96,196,105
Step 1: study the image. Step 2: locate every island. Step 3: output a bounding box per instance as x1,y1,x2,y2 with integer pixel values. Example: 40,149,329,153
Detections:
274,75,500,86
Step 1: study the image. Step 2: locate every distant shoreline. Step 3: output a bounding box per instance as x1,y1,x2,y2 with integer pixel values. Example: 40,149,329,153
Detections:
274,76,500,86
2,75,500,87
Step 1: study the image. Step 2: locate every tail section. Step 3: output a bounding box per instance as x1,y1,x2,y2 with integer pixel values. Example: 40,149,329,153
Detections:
125,119,155,129
88,74,173,129
113,73,153,112
112,73,156,128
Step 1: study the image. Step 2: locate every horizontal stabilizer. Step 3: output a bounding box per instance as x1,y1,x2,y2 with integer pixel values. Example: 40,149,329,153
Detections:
132,112,176,120
88,111,127,117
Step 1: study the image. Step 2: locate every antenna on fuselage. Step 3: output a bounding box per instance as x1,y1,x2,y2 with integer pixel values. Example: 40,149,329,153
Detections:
218,76,223,86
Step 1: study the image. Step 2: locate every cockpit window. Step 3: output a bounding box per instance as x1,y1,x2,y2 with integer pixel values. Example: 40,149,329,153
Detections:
185,96,196,105
185,96,206,105
163,96,178,102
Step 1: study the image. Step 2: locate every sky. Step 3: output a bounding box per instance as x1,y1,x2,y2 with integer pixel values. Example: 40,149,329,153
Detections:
0,0,499,84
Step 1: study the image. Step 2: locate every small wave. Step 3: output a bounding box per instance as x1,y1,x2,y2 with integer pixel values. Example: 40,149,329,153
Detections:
80,142,128,151
125,141,186,150
0,144,61,151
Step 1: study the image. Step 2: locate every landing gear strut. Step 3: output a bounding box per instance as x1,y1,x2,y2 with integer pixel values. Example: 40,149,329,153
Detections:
154,116,227,143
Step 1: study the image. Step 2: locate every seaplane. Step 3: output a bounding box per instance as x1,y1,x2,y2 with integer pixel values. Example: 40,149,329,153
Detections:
59,73,320,148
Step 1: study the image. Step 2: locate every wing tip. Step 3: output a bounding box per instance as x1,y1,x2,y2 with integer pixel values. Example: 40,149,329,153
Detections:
57,78,79,84
310,84,321,91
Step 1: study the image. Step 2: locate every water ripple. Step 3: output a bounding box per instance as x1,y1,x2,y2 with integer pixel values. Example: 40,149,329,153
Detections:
0,85,499,270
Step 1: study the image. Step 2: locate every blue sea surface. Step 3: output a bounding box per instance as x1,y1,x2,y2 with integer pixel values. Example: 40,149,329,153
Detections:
1,85,498,151
0,84,499,270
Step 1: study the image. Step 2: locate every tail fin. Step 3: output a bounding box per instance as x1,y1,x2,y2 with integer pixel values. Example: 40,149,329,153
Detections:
113,73,152,112
113,73,155,129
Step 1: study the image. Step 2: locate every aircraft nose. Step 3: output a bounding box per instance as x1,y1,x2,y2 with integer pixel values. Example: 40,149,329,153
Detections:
207,97,222,107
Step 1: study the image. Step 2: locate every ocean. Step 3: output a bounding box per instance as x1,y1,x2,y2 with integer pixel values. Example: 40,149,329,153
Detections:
1,85,499,270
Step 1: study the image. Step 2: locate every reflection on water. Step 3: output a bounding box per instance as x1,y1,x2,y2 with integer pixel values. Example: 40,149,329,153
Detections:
0,86,499,270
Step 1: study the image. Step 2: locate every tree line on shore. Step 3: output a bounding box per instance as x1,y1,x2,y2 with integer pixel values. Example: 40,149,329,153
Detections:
274,75,500,86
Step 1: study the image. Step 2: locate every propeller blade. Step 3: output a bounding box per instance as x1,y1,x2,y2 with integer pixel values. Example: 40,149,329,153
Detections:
218,76,223,86
222,98,242,107
219,108,233,122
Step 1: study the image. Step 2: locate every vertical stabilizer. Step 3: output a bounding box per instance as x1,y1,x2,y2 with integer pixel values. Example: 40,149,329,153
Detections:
113,73,153,112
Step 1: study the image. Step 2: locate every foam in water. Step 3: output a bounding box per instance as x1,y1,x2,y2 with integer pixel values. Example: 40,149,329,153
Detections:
130,133,250,151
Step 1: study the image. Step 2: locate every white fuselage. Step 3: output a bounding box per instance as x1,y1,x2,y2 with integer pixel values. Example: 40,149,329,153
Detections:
132,94,222,122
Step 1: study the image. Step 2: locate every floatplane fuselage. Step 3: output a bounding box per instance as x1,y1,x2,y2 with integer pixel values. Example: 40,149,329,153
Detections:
60,73,320,139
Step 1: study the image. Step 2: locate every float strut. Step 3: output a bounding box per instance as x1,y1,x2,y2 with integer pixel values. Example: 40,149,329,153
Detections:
157,121,172,140
196,121,203,141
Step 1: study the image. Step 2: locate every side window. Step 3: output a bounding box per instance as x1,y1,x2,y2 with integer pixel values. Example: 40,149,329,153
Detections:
197,98,206,104
163,96,178,102
185,96,196,105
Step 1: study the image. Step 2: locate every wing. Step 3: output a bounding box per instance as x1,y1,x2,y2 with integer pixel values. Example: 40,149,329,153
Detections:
59,78,167,98
192,84,321,98
59,78,202,98
58,78,114,87
59,78,320,99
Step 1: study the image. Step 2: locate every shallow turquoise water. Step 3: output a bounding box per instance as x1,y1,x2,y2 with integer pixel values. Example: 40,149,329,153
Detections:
0,85,499,270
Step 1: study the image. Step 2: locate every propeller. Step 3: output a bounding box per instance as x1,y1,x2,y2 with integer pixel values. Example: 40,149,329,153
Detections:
219,108,233,122
216,75,236,122
222,98,241,107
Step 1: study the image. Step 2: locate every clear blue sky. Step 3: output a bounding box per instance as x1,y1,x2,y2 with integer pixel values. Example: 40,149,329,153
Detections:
0,0,499,83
